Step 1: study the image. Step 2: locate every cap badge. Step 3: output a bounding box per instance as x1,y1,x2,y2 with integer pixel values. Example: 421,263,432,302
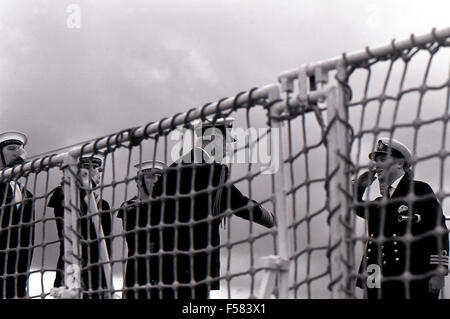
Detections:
377,140,388,152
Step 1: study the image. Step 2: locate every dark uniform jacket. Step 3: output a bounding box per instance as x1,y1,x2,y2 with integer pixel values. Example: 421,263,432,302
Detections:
355,174,449,299
117,197,159,299
0,181,34,299
121,148,274,299
48,186,112,299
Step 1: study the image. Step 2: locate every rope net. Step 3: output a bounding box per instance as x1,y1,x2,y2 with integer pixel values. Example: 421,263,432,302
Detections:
0,93,279,299
0,27,448,299
344,33,450,299
267,27,450,298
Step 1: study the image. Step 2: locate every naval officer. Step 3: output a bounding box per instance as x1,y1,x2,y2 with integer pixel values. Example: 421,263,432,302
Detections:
148,117,275,299
354,137,449,299
0,131,34,298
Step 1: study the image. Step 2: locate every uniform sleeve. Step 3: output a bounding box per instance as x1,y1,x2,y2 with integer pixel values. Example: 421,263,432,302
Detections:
353,184,371,219
229,185,275,228
212,163,274,228
352,182,383,221
48,186,64,209
117,199,137,220
47,187,66,280
116,203,124,219
100,200,111,235
418,183,449,275
48,187,65,239
18,190,35,273
98,200,113,255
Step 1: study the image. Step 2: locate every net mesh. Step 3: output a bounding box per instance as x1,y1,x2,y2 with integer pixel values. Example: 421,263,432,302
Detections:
0,27,448,299
276,29,450,298
344,32,450,299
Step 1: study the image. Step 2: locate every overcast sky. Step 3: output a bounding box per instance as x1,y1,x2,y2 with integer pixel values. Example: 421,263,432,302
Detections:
1,0,449,157
1,0,449,299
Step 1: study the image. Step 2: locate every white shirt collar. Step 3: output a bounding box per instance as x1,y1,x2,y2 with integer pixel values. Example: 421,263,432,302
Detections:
389,174,404,193
362,176,381,201
381,174,404,198
9,181,23,208
362,174,405,200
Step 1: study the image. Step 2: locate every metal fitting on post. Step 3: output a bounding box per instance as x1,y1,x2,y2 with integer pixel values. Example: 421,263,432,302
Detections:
280,77,294,94
262,83,284,117
297,65,308,106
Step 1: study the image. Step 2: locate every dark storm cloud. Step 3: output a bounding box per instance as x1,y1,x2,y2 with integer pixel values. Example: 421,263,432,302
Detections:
1,0,448,158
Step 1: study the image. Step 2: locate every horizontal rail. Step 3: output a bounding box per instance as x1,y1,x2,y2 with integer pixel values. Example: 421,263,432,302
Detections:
278,26,450,82
0,84,281,180
3,25,449,180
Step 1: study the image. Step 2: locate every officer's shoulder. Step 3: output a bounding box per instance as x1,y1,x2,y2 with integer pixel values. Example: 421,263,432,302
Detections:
120,197,138,208
47,186,65,210
51,185,63,193
216,162,229,174
100,198,110,210
49,185,64,199
412,179,435,194
117,198,138,218
24,189,34,198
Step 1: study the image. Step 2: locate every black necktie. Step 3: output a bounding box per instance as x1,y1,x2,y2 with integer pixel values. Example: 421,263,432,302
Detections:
383,185,393,198
380,185,392,198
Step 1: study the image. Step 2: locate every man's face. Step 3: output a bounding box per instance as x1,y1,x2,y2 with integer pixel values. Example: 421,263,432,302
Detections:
2,143,26,167
83,165,102,185
374,154,402,184
137,171,161,196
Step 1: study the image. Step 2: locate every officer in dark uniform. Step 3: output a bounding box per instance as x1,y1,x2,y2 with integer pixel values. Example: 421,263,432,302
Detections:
48,154,112,299
354,137,449,299
117,160,166,299
0,131,34,299
149,118,275,299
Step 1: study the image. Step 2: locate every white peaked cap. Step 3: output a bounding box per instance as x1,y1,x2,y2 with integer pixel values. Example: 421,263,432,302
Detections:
0,131,28,146
369,137,412,164
134,160,167,173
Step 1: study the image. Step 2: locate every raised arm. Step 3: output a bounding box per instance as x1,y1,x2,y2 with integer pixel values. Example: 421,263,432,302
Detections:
353,170,377,219
228,184,275,228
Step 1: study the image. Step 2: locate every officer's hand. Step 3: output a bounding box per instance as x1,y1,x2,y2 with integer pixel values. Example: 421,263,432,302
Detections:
429,275,445,293
355,170,376,190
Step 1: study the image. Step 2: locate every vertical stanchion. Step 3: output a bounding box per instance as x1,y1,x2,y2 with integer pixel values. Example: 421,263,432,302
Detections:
326,62,351,298
268,85,291,299
85,191,115,298
62,152,82,298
